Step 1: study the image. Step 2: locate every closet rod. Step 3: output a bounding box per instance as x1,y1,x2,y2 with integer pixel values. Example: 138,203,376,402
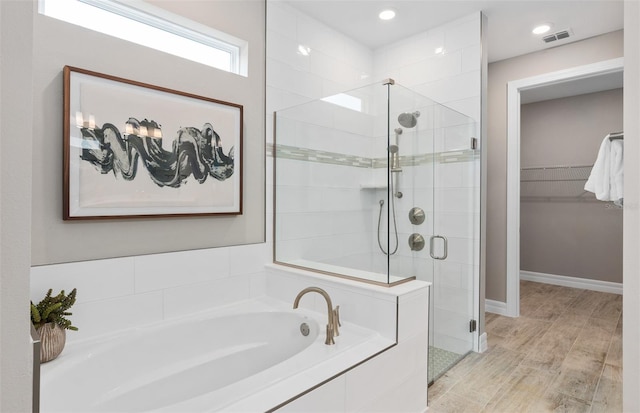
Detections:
608,131,623,141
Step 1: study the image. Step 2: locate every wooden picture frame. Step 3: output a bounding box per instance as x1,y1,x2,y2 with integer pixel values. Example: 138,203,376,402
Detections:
63,66,243,220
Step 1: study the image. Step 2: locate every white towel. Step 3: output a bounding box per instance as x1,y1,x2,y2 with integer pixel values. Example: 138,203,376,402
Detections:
584,136,624,205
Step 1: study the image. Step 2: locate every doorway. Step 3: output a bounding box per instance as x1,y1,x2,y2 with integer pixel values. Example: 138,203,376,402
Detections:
505,57,624,316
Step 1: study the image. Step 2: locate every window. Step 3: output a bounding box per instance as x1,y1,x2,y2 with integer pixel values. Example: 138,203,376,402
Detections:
40,0,247,76
321,93,363,112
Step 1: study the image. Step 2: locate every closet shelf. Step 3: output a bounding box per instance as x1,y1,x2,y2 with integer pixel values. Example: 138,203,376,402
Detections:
520,165,596,200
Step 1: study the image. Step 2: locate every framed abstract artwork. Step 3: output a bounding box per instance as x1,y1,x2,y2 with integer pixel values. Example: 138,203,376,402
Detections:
63,66,243,220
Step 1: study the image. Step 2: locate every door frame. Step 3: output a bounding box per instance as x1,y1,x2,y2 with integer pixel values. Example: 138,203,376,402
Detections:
505,57,624,317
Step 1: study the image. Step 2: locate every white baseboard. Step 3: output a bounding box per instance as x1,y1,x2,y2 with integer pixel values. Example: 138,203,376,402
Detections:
520,271,622,295
485,299,508,315
478,332,487,353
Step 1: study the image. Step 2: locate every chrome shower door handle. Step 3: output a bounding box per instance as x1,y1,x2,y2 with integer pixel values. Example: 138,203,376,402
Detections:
429,235,448,260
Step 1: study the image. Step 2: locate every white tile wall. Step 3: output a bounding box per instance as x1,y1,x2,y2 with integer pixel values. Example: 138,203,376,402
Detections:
262,264,429,413
31,257,135,305
265,265,401,341
134,248,230,292
70,291,164,340
276,375,347,413
30,245,269,343
268,6,483,357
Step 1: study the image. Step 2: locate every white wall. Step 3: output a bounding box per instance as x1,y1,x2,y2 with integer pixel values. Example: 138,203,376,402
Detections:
487,30,624,302
520,89,623,283
373,13,482,121
372,13,482,354
623,1,640,410
31,1,265,265
30,245,269,343
267,1,377,273
0,1,35,410
266,265,429,412
1,1,266,410
268,8,483,352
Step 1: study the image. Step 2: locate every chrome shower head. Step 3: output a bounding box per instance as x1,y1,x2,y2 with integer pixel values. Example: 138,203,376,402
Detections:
398,111,420,128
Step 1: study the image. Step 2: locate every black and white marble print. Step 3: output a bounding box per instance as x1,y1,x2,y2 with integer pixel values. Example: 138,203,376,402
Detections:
79,117,234,188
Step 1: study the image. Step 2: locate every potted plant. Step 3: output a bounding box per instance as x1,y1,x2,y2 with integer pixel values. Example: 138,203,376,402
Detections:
30,288,78,363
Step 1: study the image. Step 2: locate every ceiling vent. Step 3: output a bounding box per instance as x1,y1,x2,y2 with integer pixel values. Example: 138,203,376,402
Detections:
542,29,572,43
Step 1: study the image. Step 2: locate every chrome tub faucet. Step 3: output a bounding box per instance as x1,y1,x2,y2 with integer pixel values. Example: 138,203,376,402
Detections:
293,287,341,345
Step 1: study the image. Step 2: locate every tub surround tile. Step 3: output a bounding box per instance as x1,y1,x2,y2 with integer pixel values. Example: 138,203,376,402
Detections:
30,257,135,304
229,243,270,276
397,287,429,341
134,248,230,293
344,332,427,411
354,369,427,413
35,249,427,413
162,275,252,319
265,265,404,341
224,265,428,413
249,272,268,298
69,291,164,343
31,246,271,343
275,375,347,413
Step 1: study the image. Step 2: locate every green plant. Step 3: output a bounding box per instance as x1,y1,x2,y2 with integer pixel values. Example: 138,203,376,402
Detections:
30,288,78,331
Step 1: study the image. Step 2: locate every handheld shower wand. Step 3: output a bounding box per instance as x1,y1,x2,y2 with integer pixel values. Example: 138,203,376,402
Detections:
390,127,402,172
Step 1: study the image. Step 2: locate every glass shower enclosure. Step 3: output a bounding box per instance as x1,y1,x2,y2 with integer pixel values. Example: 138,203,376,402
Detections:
273,79,479,383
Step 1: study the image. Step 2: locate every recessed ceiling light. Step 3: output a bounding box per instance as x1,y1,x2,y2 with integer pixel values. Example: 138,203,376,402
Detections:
532,24,552,35
379,9,396,20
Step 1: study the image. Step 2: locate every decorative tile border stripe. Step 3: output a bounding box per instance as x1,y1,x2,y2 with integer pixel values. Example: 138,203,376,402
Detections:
268,143,478,167
270,144,373,168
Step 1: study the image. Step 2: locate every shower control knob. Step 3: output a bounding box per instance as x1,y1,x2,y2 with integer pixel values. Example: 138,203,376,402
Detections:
409,207,425,225
408,233,425,251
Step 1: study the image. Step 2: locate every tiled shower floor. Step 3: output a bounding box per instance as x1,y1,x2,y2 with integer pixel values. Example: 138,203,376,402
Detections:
429,346,465,383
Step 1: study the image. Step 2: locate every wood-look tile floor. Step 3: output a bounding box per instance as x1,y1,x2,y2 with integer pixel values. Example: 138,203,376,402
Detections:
428,281,622,413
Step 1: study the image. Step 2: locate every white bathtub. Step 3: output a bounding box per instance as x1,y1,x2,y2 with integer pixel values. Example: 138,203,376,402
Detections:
40,297,393,412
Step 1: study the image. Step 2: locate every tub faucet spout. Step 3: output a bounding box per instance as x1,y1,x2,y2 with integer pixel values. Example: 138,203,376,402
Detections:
293,287,340,345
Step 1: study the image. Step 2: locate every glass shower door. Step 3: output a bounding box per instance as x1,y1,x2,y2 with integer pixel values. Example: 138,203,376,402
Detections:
389,83,479,383
428,103,479,383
